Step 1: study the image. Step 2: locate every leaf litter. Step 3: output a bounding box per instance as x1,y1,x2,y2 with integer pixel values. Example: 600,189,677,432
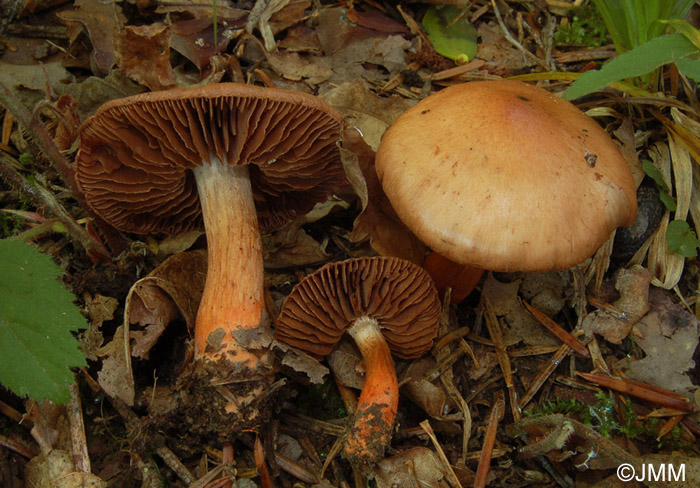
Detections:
0,1,699,487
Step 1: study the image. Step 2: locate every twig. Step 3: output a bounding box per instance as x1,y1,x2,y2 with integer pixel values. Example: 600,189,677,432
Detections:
67,383,90,473
489,0,549,70
483,294,520,421
419,420,463,488
274,451,319,485
254,435,273,488
0,80,75,194
578,372,695,413
157,446,196,485
0,151,107,257
519,344,571,410
0,81,110,258
0,433,34,458
522,300,590,357
474,390,505,488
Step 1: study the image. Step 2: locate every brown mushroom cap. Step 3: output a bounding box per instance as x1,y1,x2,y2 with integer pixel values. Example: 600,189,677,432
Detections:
275,256,441,359
375,80,638,272
75,83,345,234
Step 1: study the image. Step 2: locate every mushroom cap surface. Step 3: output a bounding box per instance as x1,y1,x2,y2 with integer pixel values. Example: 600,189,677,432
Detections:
375,80,638,272
75,83,345,234
275,256,441,359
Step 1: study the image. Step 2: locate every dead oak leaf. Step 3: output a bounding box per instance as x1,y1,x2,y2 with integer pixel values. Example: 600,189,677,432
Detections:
342,126,425,263
57,0,126,75
582,266,652,344
619,287,698,396
322,81,424,262
80,292,118,361
96,251,206,405
482,273,560,347
116,23,177,91
171,18,239,72
267,51,332,85
370,447,449,488
125,250,206,359
262,220,330,269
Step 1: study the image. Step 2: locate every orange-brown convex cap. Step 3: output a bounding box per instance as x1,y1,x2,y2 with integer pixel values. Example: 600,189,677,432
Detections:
375,80,637,272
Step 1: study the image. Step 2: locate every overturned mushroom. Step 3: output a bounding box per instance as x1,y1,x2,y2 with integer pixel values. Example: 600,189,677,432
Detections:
275,256,441,466
75,83,345,422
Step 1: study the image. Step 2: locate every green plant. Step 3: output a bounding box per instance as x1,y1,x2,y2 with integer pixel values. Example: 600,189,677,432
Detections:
555,6,608,47
592,0,695,53
666,219,700,257
563,0,699,99
422,5,478,63
0,239,87,403
526,392,619,438
641,160,676,211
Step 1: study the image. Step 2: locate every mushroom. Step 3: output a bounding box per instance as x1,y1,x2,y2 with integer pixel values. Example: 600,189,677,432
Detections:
75,84,345,385
274,256,441,465
375,80,637,273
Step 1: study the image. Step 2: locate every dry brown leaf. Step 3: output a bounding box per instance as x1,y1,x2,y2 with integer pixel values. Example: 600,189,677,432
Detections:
339,125,425,263
582,266,652,344
155,2,246,21
126,250,207,358
327,341,364,390
116,23,177,91
370,447,449,488
50,94,81,151
55,69,146,122
0,61,74,110
400,357,453,419
262,221,329,269
346,5,410,35
322,79,415,150
315,8,411,83
25,450,107,488
57,0,126,75
476,23,536,74
83,293,119,327
80,292,118,361
170,18,238,72
267,51,333,85
277,24,322,54
315,6,383,55
482,273,560,347
273,341,329,385
96,325,134,405
268,0,310,34
619,287,698,396
96,251,206,405
154,230,204,257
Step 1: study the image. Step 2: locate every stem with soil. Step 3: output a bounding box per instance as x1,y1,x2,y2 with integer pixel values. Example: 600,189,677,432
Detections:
192,157,264,366
343,315,399,465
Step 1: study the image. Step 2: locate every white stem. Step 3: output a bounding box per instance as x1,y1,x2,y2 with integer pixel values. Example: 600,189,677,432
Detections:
192,157,264,359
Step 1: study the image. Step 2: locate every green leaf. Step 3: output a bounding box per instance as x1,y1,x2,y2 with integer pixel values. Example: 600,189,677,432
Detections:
666,220,700,258
422,6,477,63
563,33,698,100
658,19,700,50
641,160,676,211
0,239,87,403
675,56,700,84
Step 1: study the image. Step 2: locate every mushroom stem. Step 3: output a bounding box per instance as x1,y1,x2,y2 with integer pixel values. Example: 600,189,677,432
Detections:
344,315,399,465
192,157,264,364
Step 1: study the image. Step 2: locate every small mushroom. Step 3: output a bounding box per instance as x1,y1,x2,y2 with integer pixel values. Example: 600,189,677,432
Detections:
75,84,346,405
376,80,637,273
274,256,441,466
